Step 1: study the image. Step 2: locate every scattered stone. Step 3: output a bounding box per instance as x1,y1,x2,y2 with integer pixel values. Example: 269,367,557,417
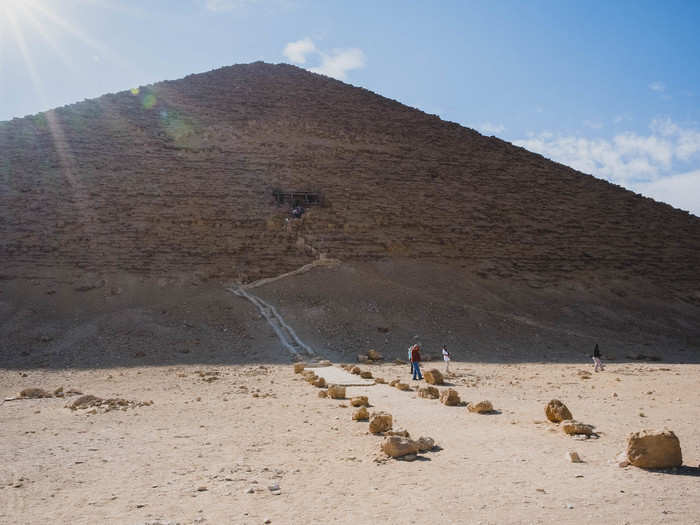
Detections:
561,420,595,436
53,386,64,397
69,394,102,409
415,436,436,452
327,385,346,399
381,436,419,458
367,349,383,361
311,377,326,388
374,377,386,384
395,383,411,391
567,451,583,463
467,400,494,413
318,390,328,398
293,363,306,374
439,388,460,406
352,407,369,421
19,388,52,399
546,399,573,423
424,369,444,385
418,386,440,399
360,371,373,379
350,396,369,407
68,394,153,412
350,366,361,375
626,429,682,468
369,411,393,434
389,379,400,387
386,429,410,438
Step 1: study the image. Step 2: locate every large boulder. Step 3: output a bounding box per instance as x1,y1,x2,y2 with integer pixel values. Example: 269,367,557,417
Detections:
369,411,393,434
626,429,682,468
350,396,369,407
424,369,444,385
381,436,419,458
418,386,440,399
467,400,494,413
352,406,369,421
561,420,595,436
546,399,572,423
440,388,461,406
327,385,346,399
367,349,383,361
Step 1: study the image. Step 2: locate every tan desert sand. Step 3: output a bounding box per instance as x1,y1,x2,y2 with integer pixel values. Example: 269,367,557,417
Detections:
1,359,699,525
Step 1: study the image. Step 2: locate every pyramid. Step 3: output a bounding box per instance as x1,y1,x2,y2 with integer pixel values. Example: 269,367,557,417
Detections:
1,62,698,293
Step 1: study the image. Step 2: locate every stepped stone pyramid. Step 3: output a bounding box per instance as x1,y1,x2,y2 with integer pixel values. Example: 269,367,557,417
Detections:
1,62,699,293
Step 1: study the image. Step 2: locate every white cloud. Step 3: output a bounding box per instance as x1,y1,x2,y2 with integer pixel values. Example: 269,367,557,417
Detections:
477,122,505,135
283,37,316,64
630,170,700,216
514,118,700,216
283,38,366,80
649,81,666,92
309,48,365,80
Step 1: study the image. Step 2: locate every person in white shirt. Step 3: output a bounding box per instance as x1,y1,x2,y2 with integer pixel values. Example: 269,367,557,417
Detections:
441,345,451,374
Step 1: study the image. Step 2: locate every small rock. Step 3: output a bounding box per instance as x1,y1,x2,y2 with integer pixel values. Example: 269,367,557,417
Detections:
439,388,460,406
381,436,419,458
418,386,440,399
415,436,435,452
352,407,369,421
19,388,52,399
360,371,373,379
561,420,595,436
467,400,494,413
367,349,383,361
317,390,328,398
327,385,346,399
546,399,572,423
424,369,444,385
369,411,393,434
350,396,369,407
567,451,583,463
293,363,306,374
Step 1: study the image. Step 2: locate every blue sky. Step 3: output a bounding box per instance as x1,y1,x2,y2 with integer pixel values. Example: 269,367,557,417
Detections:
1,0,699,215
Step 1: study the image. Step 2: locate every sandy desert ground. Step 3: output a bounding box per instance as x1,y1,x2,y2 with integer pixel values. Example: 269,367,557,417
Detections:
1,262,699,524
1,359,699,525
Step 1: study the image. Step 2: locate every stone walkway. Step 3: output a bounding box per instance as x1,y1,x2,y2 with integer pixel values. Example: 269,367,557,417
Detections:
306,366,375,386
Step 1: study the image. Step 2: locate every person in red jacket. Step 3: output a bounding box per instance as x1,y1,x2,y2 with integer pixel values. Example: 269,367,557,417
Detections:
411,344,423,380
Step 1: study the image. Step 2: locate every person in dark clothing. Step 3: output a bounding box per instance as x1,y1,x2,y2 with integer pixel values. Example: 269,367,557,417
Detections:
592,343,604,372
411,344,423,380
